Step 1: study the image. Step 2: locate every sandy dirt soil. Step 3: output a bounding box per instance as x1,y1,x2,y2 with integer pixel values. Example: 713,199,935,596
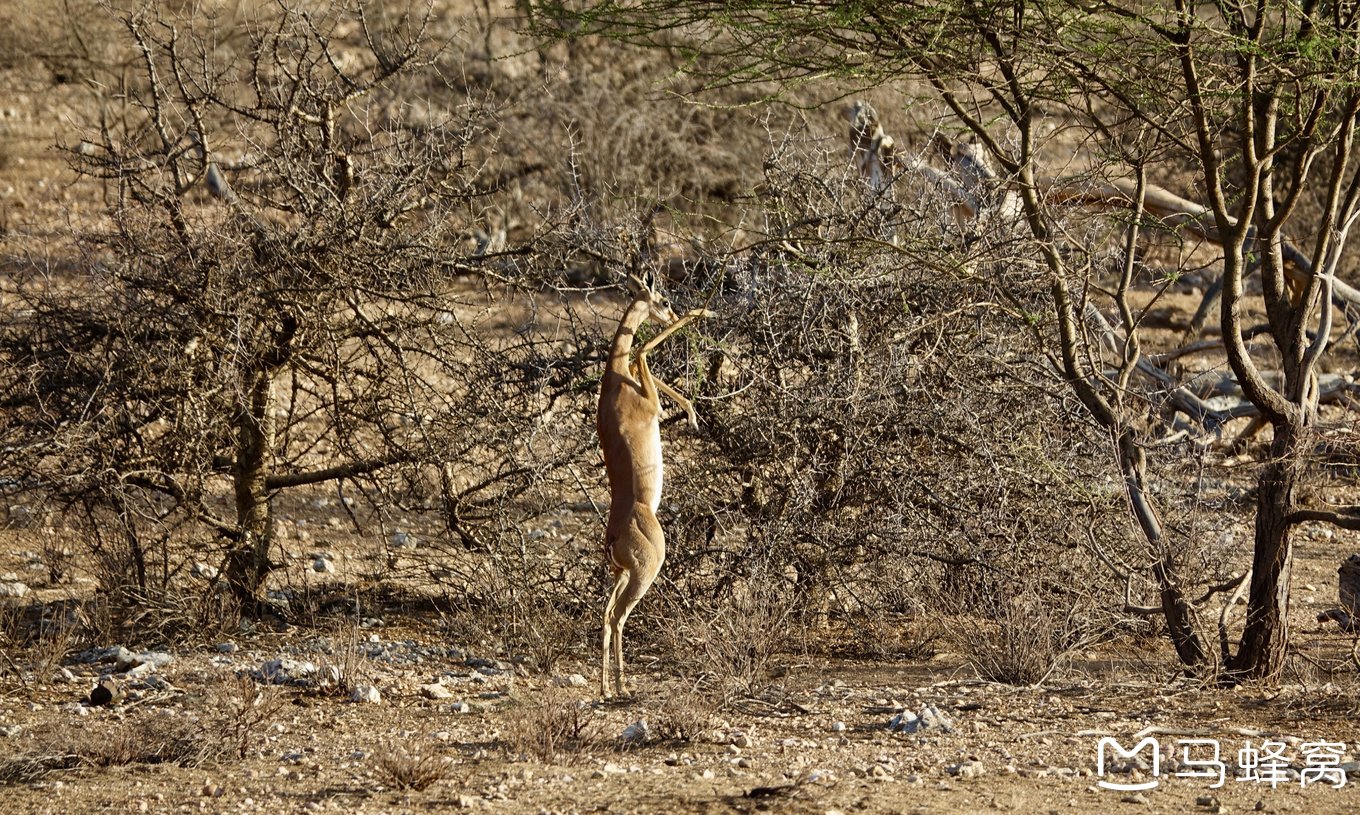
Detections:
0,519,1358,815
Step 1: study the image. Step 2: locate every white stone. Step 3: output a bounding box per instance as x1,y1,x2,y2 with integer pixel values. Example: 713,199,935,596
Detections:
0,581,30,598
420,683,454,700
889,704,954,734
947,760,986,779
259,658,317,684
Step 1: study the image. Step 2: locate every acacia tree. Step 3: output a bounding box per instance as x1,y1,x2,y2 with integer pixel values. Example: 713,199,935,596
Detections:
545,0,1360,679
655,140,1127,661
0,2,565,612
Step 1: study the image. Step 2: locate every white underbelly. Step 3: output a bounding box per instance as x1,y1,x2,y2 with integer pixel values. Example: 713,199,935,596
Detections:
635,425,663,512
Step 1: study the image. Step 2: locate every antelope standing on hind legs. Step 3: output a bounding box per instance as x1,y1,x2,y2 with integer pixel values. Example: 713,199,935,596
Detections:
596,276,714,699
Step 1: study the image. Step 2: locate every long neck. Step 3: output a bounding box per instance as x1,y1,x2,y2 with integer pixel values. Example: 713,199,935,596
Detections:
608,299,651,370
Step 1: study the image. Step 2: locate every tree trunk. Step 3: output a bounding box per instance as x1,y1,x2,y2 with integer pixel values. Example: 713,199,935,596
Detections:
224,370,277,611
1227,422,1300,679
1117,431,1207,667
109,492,148,596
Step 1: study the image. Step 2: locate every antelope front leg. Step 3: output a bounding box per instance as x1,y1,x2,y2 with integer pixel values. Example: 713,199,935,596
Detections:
652,376,698,429
637,308,717,356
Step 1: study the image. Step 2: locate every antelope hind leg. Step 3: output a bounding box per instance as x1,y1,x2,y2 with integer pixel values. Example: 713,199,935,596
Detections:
608,563,659,698
601,568,630,698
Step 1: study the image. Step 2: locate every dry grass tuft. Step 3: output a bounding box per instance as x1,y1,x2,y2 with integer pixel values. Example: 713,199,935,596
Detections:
81,715,216,768
312,624,371,699
0,752,81,786
0,713,216,786
375,748,454,791
0,601,81,693
664,580,794,704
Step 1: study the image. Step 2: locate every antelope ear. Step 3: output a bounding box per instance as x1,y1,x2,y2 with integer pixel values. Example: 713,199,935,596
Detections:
623,274,647,295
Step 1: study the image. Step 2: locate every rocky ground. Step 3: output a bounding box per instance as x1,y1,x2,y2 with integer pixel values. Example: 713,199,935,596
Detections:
2,578,1359,815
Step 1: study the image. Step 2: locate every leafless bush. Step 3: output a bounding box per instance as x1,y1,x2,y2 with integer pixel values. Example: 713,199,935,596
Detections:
0,601,81,692
0,0,574,617
446,531,598,675
840,611,941,662
502,686,601,763
501,596,585,676
0,752,81,786
676,579,793,701
424,524,597,675
0,602,29,688
649,684,718,742
210,675,287,760
375,748,454,791
648,137,1133,641
956,589,1084,686
79,714,217,769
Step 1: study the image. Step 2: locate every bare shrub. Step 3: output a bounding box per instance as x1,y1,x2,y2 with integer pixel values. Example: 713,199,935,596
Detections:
649,135,1135,654
210,675,287,760
0,752,80,786
840,610,941,662
649,685,718,743
661,577,794,703
502,686,600,763
470,550,595,676
956,590,1081,686
0,0,570,617
375,748,454,791
25,607,78,683
0,600,80,692
0,603,21,684
502,597,583,676
78,714,216,769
